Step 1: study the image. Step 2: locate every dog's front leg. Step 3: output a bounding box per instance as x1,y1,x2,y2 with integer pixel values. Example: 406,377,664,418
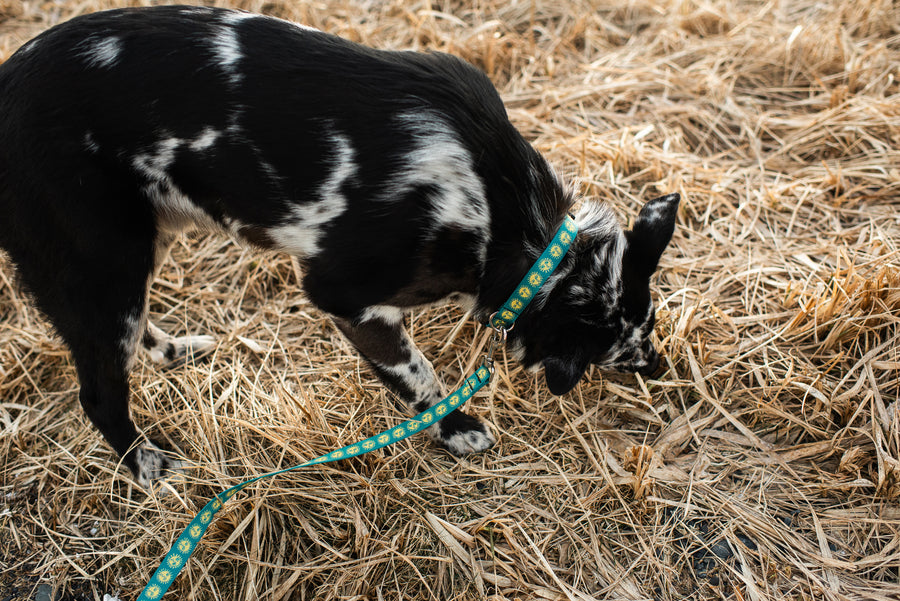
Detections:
334,307,496,455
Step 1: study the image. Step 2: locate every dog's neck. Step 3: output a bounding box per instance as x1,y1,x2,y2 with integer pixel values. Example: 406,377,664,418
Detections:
473,153,574,321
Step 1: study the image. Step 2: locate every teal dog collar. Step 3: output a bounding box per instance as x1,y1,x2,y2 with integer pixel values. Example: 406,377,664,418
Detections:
490,216,578,330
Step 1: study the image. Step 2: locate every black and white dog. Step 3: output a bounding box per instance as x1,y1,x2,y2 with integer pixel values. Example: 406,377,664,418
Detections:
0,6,679,488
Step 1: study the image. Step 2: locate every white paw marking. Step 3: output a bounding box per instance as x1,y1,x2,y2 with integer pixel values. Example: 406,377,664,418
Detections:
145,322,216,363
432,423,497,456
170,334,216,361
133,442,185,493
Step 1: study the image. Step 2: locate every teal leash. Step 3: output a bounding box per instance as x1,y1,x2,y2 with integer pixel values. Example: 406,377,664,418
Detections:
137,366,492,601
137,215,577,601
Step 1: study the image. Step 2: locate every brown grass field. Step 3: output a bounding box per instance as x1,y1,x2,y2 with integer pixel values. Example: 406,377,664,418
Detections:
1,0,899,599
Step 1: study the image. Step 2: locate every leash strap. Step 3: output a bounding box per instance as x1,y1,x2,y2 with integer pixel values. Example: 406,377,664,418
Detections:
138,366,492,601
137,216,578,601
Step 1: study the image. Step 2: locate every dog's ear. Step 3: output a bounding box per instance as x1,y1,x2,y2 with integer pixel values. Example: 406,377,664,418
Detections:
544,349,591,396
625,193,680,277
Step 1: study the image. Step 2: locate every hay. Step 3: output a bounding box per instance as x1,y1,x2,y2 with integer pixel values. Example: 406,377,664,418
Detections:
2,0,900,599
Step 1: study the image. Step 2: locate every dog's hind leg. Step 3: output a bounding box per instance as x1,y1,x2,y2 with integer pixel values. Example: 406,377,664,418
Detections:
3,189,182,489
64,236,189,489
73,337,183,489
334,306,497,455
66,244,186,489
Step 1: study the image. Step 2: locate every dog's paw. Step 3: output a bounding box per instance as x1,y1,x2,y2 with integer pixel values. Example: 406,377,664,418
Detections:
146,334,216,364
131,441,185,492
441,428,497,455
430,411,496,455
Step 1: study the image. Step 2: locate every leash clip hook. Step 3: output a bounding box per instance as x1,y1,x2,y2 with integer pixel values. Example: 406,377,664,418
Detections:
483,312,510,374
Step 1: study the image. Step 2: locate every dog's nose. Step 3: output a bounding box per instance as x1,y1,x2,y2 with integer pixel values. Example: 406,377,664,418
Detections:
636,349,660,377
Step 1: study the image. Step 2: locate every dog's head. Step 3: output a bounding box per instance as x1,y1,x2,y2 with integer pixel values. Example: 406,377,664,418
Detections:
509,193,680,395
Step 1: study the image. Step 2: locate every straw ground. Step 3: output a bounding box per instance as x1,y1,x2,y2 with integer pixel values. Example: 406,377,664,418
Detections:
1,0,899,599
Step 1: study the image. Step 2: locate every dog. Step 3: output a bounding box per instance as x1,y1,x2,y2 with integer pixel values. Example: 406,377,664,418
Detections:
0,6,679,488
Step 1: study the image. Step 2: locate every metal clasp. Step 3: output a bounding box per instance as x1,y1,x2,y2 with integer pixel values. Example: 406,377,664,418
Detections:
483,312,510,374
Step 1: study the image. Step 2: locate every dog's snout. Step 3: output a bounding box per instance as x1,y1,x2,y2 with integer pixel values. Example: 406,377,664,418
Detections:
636,347,660,377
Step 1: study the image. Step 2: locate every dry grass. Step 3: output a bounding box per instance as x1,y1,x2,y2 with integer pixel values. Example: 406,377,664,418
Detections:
2,0,900,599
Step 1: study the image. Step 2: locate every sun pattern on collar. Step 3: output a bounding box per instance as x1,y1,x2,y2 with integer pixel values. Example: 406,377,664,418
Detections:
490,216,578,331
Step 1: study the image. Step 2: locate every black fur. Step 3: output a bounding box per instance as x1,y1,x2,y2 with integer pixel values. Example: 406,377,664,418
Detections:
0,6,678,487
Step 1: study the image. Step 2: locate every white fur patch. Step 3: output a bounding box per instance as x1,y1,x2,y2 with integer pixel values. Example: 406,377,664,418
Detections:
231,9,318,32
83,131,99,153
507,337,527,363
267,132,357,256
597,308,656,371
574,201,620,240
359,305,405,325
569,202,626,307
639,203,668,224
291,22,321,32
152,182,215,233
353,305,495,455
221,10,257,25
16,37,40,55
132,137,213,231
83,36,122,68
132,137,180,180
371,337,496,456
394,112,489,237
383,350,442,406
594,230,625,291
356,312,444,409
213,26,243,83
532,265,574,311
131,131,227,232
180,5,214,16
120,308,146,371
636,195,678,227
189,127,221,152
